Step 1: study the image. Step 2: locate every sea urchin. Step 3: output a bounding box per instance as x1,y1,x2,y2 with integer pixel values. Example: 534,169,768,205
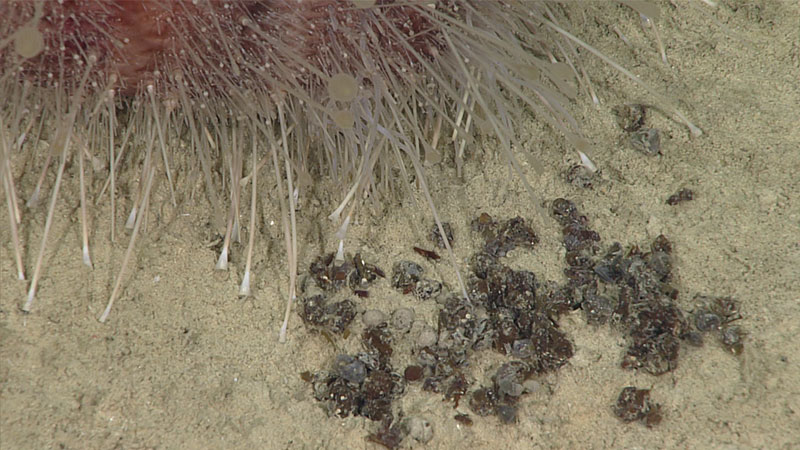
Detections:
0,0,699,339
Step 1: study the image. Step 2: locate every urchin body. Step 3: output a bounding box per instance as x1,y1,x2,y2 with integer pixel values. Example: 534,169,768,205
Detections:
1,1,692,335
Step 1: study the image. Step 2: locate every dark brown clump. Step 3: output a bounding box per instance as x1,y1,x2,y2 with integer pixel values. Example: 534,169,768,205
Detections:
614,387,662,427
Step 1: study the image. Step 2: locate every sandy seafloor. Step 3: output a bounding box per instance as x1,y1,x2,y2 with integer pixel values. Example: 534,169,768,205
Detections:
1,2,799,449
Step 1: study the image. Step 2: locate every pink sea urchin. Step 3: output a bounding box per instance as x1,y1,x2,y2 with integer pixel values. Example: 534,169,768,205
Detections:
0,1,698,338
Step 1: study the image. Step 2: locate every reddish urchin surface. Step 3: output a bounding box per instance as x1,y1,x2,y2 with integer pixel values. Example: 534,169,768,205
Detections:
0,1,697,335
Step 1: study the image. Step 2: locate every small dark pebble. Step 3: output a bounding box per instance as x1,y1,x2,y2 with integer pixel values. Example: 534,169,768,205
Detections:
666,188,694,205
614,386,662,427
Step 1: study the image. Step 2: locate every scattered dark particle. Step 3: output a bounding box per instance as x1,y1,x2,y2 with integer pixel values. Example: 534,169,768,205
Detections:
429,222,455,249
622,301,686,375
694,310,722,332
582,293,614,325
614,387,662,427
681,330,705,347
651,235,673,254
711,296,741,324
445,373,470,407
310,253,351,292
300,294,356,335
322,377,359,418
551,198,579,225
454,413,474,426
485,217,539,257
562,221,600,253
361,370,403,422
527,321,574,374
614,103,648,132
413,246,441,261
363,325,394,367
565,164,595,189
354,289,369,298
469,251,499,280
310,252,384,293
666,188,694,205
367,421,408,450
300,371,313,383
415,278,443,300
350,253,385,290
391,260,424,292
630,128,661,155
334,354,367,384
496,404,518,424
594,245,625,283
471,212,497,236
404,365,424,382
720,326,745,356
494,361,531,399
469,387,499,416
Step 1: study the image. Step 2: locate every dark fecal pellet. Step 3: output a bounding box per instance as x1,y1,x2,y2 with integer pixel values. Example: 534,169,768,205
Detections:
301,295,356,335
415,278,443,300
720,326,745,356
614,103,648,132
582,294,614,325
565,164,595,189
454,414,474,426
694,310,722,332
429,222,455,249
614,386,662,427
367,421,408,450
469,388,498,417
681,331,705,347
551,198,579,225
496,404,518,424
494,361,530,398
334,354,367,384
413,246,441,261
630,128,661,155
391,260,424,292
666,188,694,205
